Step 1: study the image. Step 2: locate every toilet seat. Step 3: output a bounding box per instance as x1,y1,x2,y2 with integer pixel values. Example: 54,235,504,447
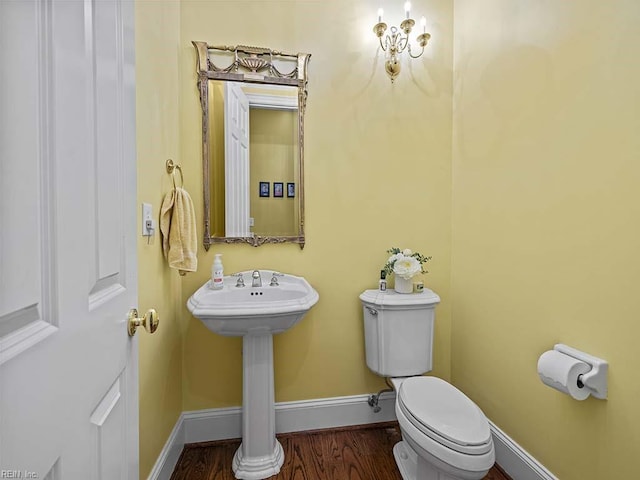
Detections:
398,377,492,456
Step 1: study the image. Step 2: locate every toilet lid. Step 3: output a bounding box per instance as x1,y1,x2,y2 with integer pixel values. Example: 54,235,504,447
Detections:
398,377,491,448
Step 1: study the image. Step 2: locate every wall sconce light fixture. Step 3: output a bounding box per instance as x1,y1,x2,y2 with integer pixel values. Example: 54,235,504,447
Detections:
373,2,431,82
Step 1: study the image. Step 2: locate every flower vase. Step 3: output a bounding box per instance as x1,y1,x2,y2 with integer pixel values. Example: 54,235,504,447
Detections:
394,276,413,294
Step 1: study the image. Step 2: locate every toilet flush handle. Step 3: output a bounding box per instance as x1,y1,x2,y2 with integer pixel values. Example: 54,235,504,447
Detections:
366,306,378,316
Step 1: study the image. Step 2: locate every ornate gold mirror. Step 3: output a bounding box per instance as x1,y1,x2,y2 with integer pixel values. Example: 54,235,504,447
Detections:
192,42,311,249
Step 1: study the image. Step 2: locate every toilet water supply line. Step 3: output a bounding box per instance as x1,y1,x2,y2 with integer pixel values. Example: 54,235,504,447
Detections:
368,377,395,413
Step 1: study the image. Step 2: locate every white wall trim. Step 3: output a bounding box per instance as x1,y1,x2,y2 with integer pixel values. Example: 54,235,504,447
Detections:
276,391,397,433
147,392,395,480
181,392,397,445
146,414,185,480
147,393,556,480
489,420,558,480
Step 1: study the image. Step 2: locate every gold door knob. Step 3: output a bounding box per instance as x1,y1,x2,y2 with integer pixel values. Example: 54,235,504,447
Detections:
128,308,159,337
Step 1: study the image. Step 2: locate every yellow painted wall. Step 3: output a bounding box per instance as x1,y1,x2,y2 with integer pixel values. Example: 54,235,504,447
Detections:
179,0,454,410
249,108,297,236
451,1,640,479
209,81,226,237
135,2,183,478
136,1,640,477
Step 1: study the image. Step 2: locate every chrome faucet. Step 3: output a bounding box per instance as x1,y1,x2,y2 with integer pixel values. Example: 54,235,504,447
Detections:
251,270,262,287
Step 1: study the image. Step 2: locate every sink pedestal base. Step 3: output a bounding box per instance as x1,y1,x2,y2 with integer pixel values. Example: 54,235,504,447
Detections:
232,439,284,480
232,332,284,480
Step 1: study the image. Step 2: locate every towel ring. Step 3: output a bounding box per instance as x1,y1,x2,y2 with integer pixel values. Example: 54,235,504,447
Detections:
166,159,184,189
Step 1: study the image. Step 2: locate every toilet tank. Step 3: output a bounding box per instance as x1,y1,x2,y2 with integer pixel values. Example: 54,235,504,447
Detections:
360,288,441,377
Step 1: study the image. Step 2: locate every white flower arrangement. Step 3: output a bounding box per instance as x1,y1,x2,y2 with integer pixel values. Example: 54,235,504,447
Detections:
383,247,432,280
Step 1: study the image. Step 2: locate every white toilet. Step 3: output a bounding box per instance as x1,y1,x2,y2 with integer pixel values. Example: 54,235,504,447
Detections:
360,289,495,480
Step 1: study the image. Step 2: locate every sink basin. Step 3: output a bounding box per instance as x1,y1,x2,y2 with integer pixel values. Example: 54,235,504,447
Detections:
187,270,319,480
187,270,319,336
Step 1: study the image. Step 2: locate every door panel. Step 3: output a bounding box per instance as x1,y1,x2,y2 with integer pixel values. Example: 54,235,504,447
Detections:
0,0,57,362
94,0,124,283
90,374,128,480
88,0,128,309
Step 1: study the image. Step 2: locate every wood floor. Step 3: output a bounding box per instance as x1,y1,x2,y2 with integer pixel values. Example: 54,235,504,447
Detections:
171,422,511,480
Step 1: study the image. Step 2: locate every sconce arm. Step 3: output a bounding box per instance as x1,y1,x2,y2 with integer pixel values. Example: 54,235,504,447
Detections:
407,44,425,59
408,32,431,59
397,35,409,54
374,21,388,52
379,36,388,52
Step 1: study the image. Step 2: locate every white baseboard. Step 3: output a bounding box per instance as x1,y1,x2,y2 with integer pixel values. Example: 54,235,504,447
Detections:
147,393,556,480
147,392,395,480
275,392,398,434
489,420,558,480
145,414,185,480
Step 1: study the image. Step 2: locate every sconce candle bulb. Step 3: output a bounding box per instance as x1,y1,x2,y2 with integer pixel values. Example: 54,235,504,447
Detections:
373,3,431,82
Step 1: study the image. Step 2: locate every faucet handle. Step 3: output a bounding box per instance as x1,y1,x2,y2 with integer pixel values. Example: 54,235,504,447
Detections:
269,272,284,286
233,273,245,288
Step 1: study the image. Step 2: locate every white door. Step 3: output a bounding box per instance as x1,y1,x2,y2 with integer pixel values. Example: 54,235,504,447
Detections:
224,82,251,237
0,1,139,479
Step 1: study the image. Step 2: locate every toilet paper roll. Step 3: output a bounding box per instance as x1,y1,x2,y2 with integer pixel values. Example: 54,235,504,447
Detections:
537,350,591,400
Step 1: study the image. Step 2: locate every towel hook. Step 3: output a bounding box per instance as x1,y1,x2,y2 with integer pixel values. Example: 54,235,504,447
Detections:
166,159,184,189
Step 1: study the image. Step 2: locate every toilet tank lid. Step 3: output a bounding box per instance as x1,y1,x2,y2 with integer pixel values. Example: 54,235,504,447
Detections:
359,289,440,307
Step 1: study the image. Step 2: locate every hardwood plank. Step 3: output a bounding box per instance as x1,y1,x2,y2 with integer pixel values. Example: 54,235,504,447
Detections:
171,422,512,480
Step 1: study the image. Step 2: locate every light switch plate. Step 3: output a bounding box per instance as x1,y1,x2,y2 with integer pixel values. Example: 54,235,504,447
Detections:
142,203,153,236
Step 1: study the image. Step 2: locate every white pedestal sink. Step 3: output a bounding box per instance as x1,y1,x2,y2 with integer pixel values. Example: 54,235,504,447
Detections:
187,270,319,480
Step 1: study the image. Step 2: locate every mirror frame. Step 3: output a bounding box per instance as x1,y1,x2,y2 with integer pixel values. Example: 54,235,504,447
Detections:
192,41,311,250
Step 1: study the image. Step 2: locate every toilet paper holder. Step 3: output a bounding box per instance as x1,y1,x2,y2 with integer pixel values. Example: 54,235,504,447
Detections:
553,344,609,399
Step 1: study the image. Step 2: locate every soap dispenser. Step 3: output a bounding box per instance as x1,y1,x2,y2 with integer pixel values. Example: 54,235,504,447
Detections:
211,253,224,290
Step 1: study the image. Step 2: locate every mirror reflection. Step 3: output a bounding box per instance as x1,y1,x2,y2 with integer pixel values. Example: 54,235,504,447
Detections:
193,41,310,249
208,82,300,238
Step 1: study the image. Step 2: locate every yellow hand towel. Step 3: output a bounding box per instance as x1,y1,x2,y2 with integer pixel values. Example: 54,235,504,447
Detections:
160,187,198,275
